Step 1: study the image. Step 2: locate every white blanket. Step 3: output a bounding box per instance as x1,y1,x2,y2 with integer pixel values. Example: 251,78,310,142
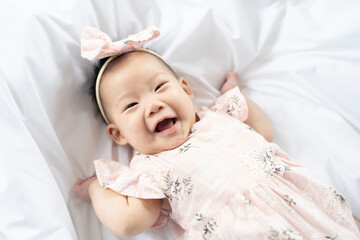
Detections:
1,0,359,239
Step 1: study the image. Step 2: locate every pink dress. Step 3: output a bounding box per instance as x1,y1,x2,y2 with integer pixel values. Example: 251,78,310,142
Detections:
94,87,360,239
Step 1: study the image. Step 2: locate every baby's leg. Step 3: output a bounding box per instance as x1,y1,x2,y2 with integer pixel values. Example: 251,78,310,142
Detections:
220,72,243,94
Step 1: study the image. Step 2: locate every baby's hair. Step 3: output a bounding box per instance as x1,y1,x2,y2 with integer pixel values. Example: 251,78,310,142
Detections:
89,57,110,124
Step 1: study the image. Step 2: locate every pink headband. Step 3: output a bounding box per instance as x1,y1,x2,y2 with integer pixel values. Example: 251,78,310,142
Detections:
80,26,173,124
81,26,160,60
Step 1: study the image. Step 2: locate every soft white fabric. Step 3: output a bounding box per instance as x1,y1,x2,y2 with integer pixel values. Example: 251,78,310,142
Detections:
0,0,359,239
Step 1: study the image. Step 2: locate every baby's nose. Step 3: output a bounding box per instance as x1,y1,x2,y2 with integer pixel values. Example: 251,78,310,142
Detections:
146,100,164,117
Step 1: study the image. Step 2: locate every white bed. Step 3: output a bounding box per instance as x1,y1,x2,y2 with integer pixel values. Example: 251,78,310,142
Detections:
1,0,359,239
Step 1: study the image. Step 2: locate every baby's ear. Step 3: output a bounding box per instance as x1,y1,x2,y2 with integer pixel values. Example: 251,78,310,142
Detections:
107,124,128,145
178,77,193,99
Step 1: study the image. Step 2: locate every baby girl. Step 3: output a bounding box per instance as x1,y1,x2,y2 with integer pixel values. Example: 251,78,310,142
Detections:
76,27,360,239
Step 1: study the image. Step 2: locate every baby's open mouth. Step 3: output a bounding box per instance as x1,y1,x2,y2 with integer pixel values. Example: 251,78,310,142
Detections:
155,118,177,133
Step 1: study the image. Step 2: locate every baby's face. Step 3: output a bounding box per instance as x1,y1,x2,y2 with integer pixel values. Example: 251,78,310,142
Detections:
100,51,196,155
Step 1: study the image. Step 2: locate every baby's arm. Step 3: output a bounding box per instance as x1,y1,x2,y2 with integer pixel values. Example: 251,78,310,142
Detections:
76,178,162,237
221,72,274,142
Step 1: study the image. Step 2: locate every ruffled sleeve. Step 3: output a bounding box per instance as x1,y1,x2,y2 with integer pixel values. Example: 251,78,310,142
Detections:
94,159,166,199
208,87,248,122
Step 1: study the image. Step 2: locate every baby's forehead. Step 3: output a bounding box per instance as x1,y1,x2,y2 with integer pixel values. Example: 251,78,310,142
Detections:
106,51,175,77
100,51,177,93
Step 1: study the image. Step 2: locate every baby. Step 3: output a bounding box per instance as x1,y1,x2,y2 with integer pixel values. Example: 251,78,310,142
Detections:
76,27,360,239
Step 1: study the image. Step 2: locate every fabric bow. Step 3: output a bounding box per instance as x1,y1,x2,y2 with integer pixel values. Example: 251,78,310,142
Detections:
81,26,160,60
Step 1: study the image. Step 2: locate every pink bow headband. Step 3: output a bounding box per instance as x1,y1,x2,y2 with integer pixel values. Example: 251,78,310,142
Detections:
81,26,174,124
81,26,160,60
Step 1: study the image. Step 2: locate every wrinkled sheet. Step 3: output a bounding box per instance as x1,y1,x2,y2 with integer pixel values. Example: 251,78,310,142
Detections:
1,0,359,239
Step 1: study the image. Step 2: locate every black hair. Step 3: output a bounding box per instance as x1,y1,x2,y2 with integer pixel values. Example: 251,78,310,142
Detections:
89,57,110,124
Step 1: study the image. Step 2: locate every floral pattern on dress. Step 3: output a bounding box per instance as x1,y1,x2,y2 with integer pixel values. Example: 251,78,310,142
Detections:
255,149,291,177
247,126,254,131
210,95,238,117
284,194,297,208
196,212,218,237
310,233,339,240
209,87,248,122
100,178,110,188
268,226,303,240
162,172,194,201
225,94,241,116
178,142,198,154
325,186,347,223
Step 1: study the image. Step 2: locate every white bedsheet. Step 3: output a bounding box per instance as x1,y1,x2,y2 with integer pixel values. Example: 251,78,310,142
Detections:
1,0,359,239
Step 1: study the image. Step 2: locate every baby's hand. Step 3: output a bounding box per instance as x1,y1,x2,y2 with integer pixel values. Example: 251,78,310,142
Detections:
220,72,242,94
75,176,97,202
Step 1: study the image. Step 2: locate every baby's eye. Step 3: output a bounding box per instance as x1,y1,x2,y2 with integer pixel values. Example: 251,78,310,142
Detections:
155,82,167,92
124,102,138,111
